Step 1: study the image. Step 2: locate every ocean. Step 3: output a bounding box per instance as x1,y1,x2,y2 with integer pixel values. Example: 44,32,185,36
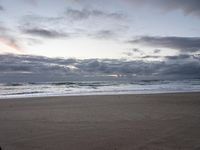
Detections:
0,79,200,99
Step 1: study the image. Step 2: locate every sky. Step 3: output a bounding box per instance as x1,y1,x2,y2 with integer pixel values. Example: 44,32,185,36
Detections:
0,0,200,82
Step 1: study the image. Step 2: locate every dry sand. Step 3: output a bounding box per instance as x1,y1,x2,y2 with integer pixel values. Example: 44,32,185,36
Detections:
0,93,200,150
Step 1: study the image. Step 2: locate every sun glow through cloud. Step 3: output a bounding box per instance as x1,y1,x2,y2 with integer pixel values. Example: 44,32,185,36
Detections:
0,38,22,54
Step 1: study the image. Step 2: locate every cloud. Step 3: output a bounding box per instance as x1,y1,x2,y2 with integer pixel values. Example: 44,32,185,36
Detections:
0,5,4,11
19,6,127,41
123,48,145,57
129,36,200,52
153,49,161,54
160,62,200,77
65,8,124,20
124,0,200,17
21,28,69,38
165,54,191,60
123,47,199,61
22,0,38,6
89,30,116,39
19,11,125,41
0,54,199,83
20,13,126,40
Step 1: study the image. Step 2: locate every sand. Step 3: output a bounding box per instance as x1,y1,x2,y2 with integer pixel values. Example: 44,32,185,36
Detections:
0,93,200,150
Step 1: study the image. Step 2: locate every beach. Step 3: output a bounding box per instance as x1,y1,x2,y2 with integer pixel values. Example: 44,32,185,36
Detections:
0,93,200,150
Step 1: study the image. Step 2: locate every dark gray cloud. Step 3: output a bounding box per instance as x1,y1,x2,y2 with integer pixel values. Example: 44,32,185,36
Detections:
89,30,116,39
160,62,200,78
125,0,200,17
129,36,200,52
157,0,200,16
0,54,199,83
22,28,69,38
140,55,160,59
65,8,124,20
23,0,38,6
153,49,161,54
165,54,191,60
0,5,4,11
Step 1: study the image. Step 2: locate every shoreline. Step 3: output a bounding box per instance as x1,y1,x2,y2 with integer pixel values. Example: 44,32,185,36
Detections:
1,91,200,100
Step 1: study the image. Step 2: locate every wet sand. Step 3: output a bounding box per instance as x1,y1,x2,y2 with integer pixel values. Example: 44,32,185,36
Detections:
0,93,200,150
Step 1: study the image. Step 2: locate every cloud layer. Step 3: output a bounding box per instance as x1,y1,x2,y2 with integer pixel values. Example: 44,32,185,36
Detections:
0,54,199,83
129,36,200,52
22,28,69,38
125,0,200,17
65,8,124,20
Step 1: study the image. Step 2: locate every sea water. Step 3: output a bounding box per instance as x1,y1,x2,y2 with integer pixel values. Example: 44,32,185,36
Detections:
0,79,200,99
